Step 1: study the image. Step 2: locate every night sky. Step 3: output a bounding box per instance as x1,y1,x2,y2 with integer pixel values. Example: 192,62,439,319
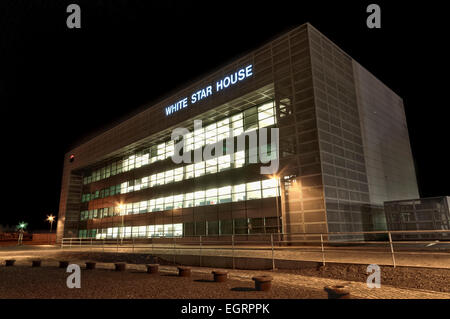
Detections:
1,1,449,231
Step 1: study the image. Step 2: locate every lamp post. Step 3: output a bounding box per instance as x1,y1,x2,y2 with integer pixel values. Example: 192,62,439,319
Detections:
117,203,124,244
17,222,27,246
270,175,281,237
46,215,55,233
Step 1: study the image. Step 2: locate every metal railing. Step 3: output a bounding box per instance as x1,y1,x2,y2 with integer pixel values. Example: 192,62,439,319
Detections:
60,229,450,269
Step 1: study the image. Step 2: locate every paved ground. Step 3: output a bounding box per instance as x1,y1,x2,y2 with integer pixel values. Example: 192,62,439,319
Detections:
1,251,449,299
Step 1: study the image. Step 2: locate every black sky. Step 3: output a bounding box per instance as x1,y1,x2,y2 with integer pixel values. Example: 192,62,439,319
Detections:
1,0,449,230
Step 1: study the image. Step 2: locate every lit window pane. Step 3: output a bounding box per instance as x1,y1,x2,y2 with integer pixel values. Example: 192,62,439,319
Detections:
194,161,205,177
157,172,165,185
166,140,174,158
205,123,217,145
142,153,149,165
157,143,165,160
184,133,193,152
218,155,231,171
262,187,277,198
194,190,205,206
174,167,183,181
150,174,157,187
183,193,193,208
205,159,217,174
234,151,245,168
262,179,277,189
218,186,232,203
205,188,218,205
165,169,174,184
147,225,155,238
185,164,194,179
155,198,164,211
164,196,174,210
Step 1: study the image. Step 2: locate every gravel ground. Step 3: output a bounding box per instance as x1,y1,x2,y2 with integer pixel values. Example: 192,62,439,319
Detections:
281,264,450,293
0,266,325,299
45,251,450,293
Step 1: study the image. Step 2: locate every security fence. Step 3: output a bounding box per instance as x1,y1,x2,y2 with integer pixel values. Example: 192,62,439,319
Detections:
60,230,450,269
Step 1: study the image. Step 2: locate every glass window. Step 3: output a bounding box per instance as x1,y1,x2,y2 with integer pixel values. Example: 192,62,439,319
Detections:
164,196,174,210
142,153,149,166
125,203,133,215
165,169,174,184
132,202,140,214
262,178,279,198
135,154,142,169
111,227,119,239
132,226,140,238
147,225,155,238
217,118,230,140
233,184,246,201
185,164,194,179
173,194,183,209
218,155,231,171
148,199,155,212
184,132,194,152
154,225,164,237
246,181,261,200
205,159,217,175
157,143,166,161
150,174,157,187
194,161,205,177
194,127,205,149
156,172,165,185
141,176,149,189
258,102,276,128
173,223,183,237
205,123,217,145
164,224,175,237
138,226,147,237
218,186,232,203
194,190,205,206
184,193,194,208
154,197,164,211
121,182,127,194
174,167,183,182
139,201,147,213
234,151,245,168
166,140,174,158
205,188,218,205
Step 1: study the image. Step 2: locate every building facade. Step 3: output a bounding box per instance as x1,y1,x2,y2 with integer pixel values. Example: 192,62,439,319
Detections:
385,197,450,234
56,23,419,241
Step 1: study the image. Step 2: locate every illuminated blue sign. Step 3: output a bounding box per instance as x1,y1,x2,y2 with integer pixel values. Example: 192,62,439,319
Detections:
165,64,253,116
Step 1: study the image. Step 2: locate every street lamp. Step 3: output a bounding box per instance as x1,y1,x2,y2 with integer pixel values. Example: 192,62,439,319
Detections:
17,221,27,246
270,175,281,235
46,215,55,233
17,222,28,230
117,203,125,241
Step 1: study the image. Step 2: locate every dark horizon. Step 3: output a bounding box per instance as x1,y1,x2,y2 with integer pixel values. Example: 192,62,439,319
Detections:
1,0,449,231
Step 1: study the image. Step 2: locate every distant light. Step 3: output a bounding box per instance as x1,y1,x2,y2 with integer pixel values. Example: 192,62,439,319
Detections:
69,154,75,162
46,215,55,222
17,222,28,230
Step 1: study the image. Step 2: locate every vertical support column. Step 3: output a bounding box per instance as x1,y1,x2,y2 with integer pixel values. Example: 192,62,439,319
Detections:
232,234,235,269
388,232,396,268
320,234,326,266
199,235,202,267
271,233,275,270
